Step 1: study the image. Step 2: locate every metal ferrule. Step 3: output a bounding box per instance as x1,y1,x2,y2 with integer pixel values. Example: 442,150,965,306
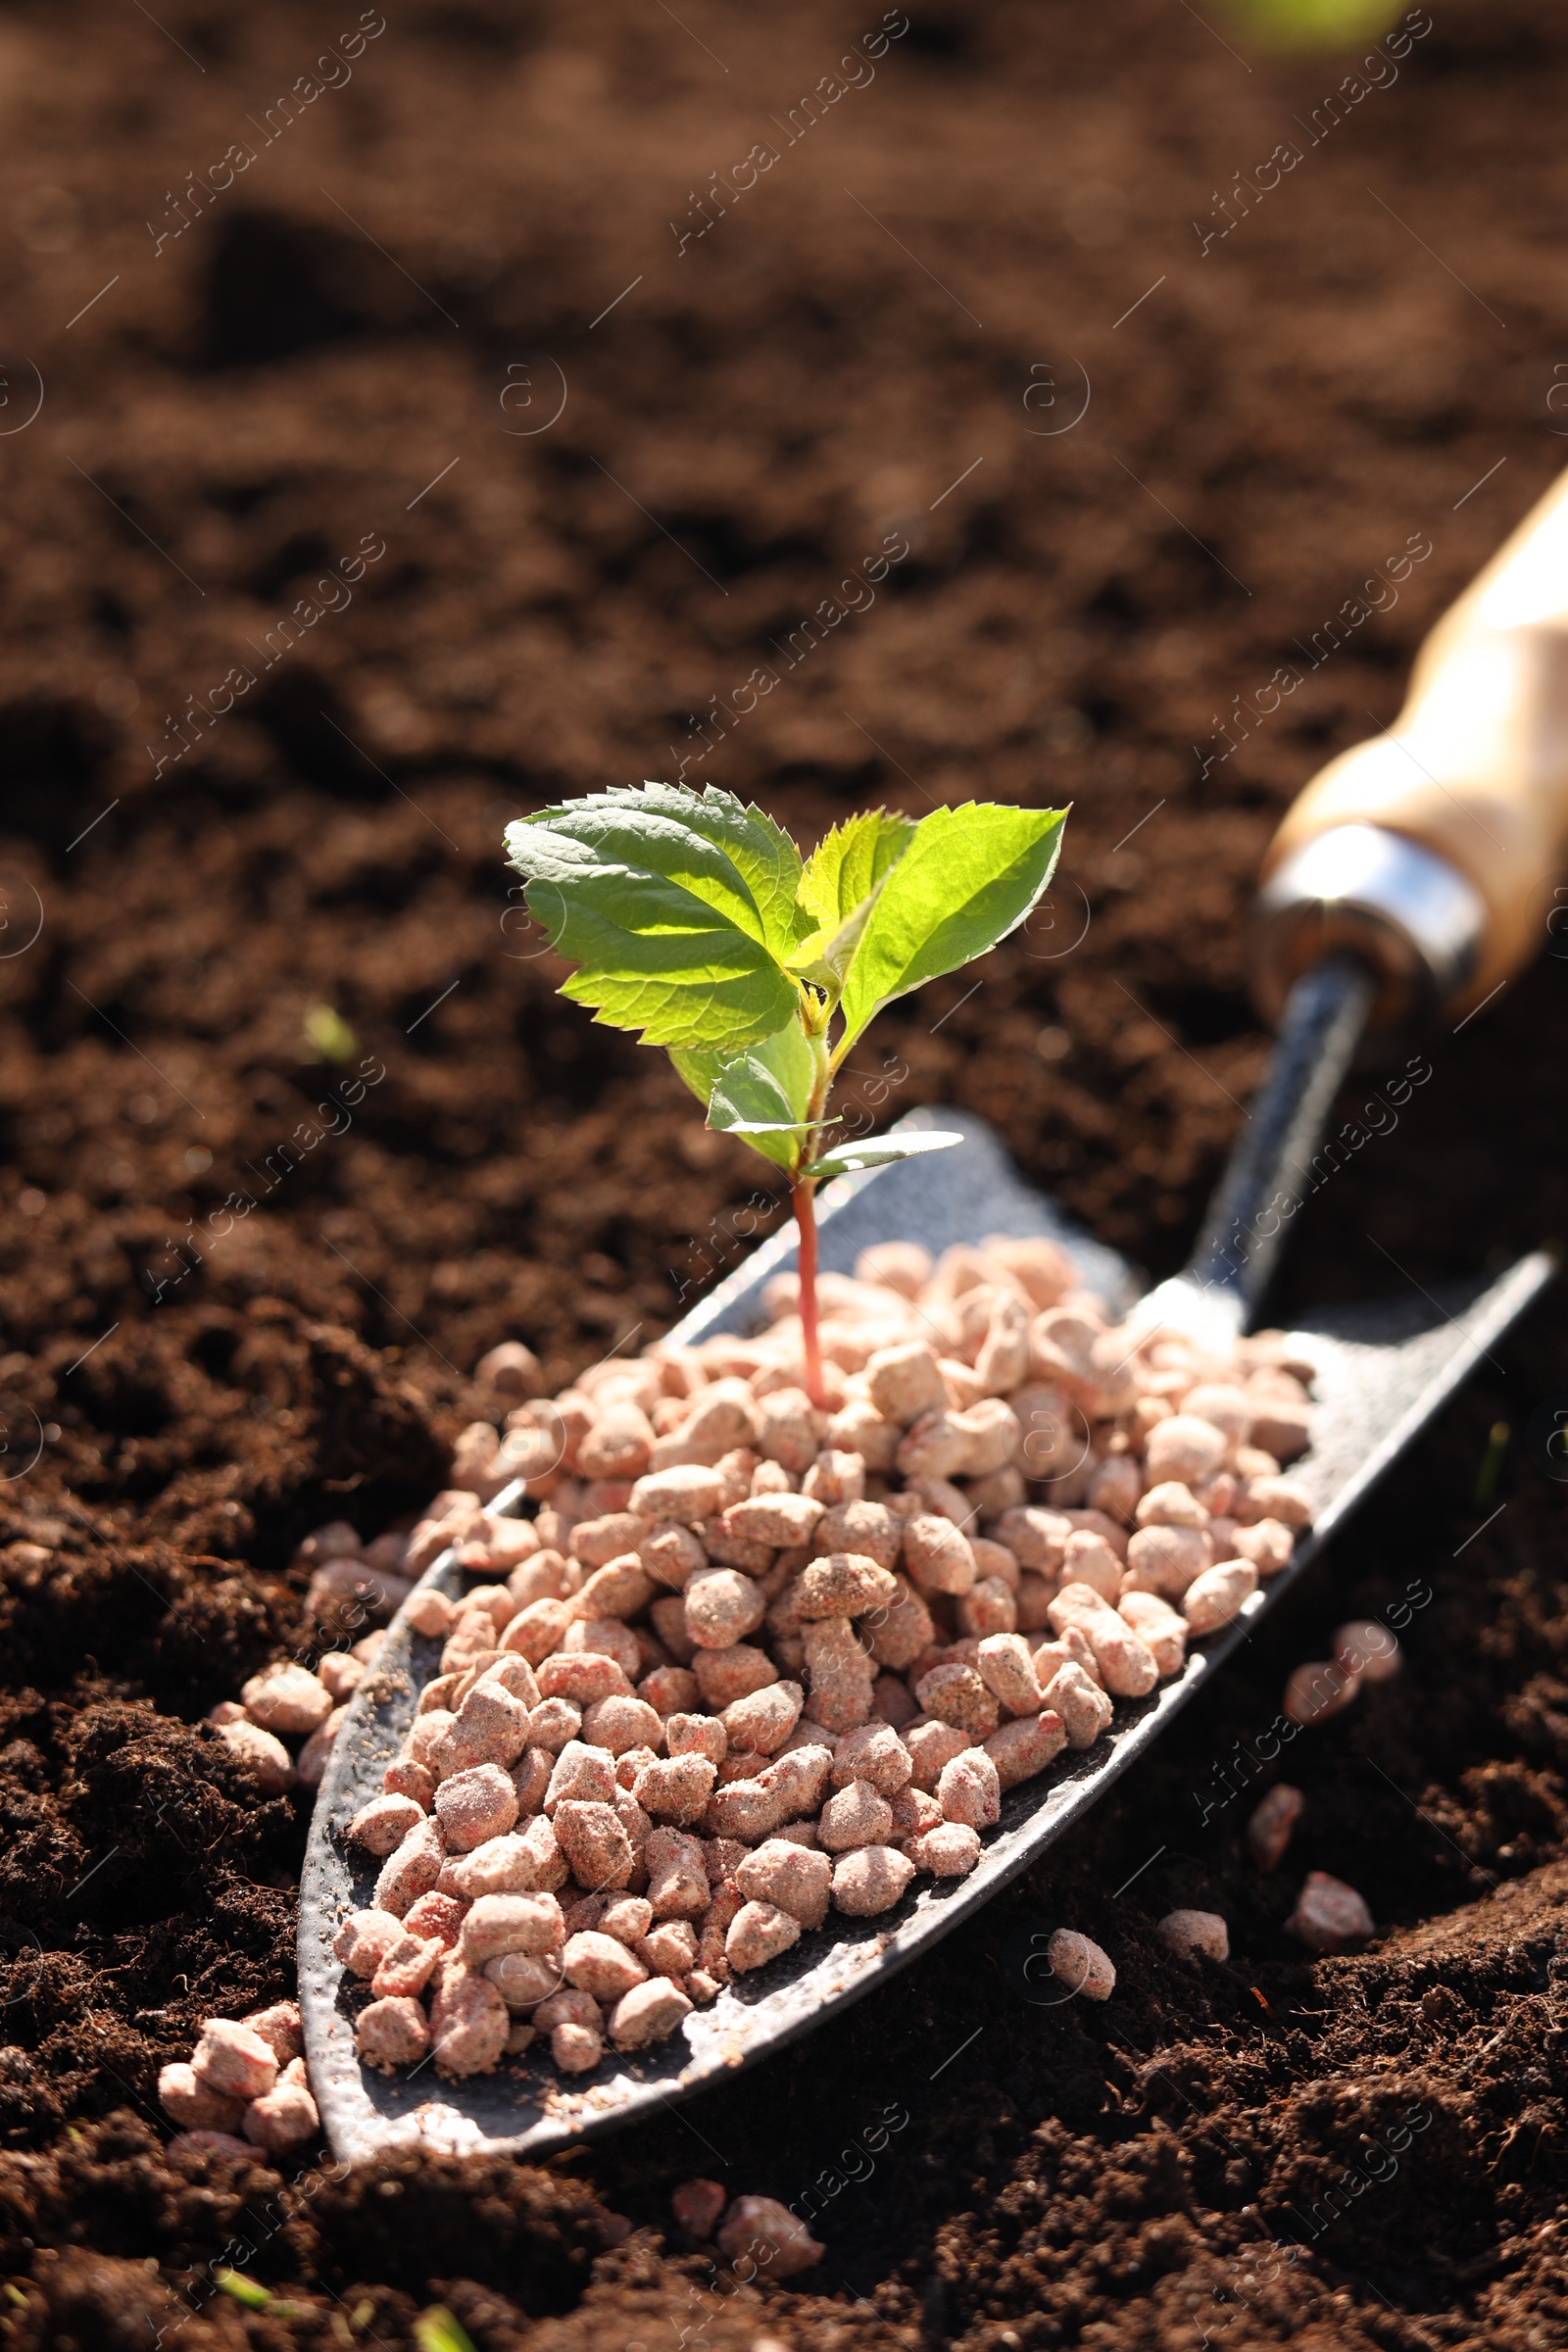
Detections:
1250,821,1487,1031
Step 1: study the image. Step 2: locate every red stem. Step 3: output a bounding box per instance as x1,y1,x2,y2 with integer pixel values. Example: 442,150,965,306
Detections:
792,1175,825,1409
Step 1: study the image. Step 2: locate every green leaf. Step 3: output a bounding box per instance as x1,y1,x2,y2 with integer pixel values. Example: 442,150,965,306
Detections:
673,1019,818,1175
302,1003,359,1063
801,1129,965,1182
414,2311,479,2352
789,808,917,987
504,785,805,1051
667,1042,726,1114
795,807,916,931
519,782,805,956
215,2271,272,2311
709,1021,817,1175
835,804,1068,1054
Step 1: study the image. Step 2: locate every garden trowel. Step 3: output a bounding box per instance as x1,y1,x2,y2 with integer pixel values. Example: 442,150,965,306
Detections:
299,466,1568,2163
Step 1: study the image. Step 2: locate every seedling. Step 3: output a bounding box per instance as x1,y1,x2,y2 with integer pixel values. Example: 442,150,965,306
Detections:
214,2271,305,2317
1225,0,1405,45
414,2310,480,2352
215,2271,270,2309
303,1002,359,1062
504,786,1068,1404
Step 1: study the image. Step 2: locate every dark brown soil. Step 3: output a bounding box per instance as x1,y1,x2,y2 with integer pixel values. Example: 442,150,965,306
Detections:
1,0,1567,2343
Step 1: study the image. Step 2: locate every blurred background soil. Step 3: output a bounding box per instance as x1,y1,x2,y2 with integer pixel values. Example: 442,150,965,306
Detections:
0,0,1566,2343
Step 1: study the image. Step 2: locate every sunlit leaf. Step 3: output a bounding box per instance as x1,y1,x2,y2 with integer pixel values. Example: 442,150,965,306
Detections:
504,784,805,1051
836,804,1067,1054
789,808,917,984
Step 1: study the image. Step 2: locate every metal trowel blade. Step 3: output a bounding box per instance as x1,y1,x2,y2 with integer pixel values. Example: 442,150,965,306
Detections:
299,1107,1551,2162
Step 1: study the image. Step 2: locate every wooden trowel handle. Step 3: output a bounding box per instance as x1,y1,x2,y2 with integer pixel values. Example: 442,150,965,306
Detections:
1257,466,1568,1023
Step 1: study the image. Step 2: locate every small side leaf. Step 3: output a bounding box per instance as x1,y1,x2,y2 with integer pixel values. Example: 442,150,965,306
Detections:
667,1042,724,1113
836,804,1068,1054
801,1128,964,1182
673,1019,818,1174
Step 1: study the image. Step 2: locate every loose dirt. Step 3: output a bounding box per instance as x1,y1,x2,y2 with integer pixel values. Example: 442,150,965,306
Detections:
1,0,1566,2344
